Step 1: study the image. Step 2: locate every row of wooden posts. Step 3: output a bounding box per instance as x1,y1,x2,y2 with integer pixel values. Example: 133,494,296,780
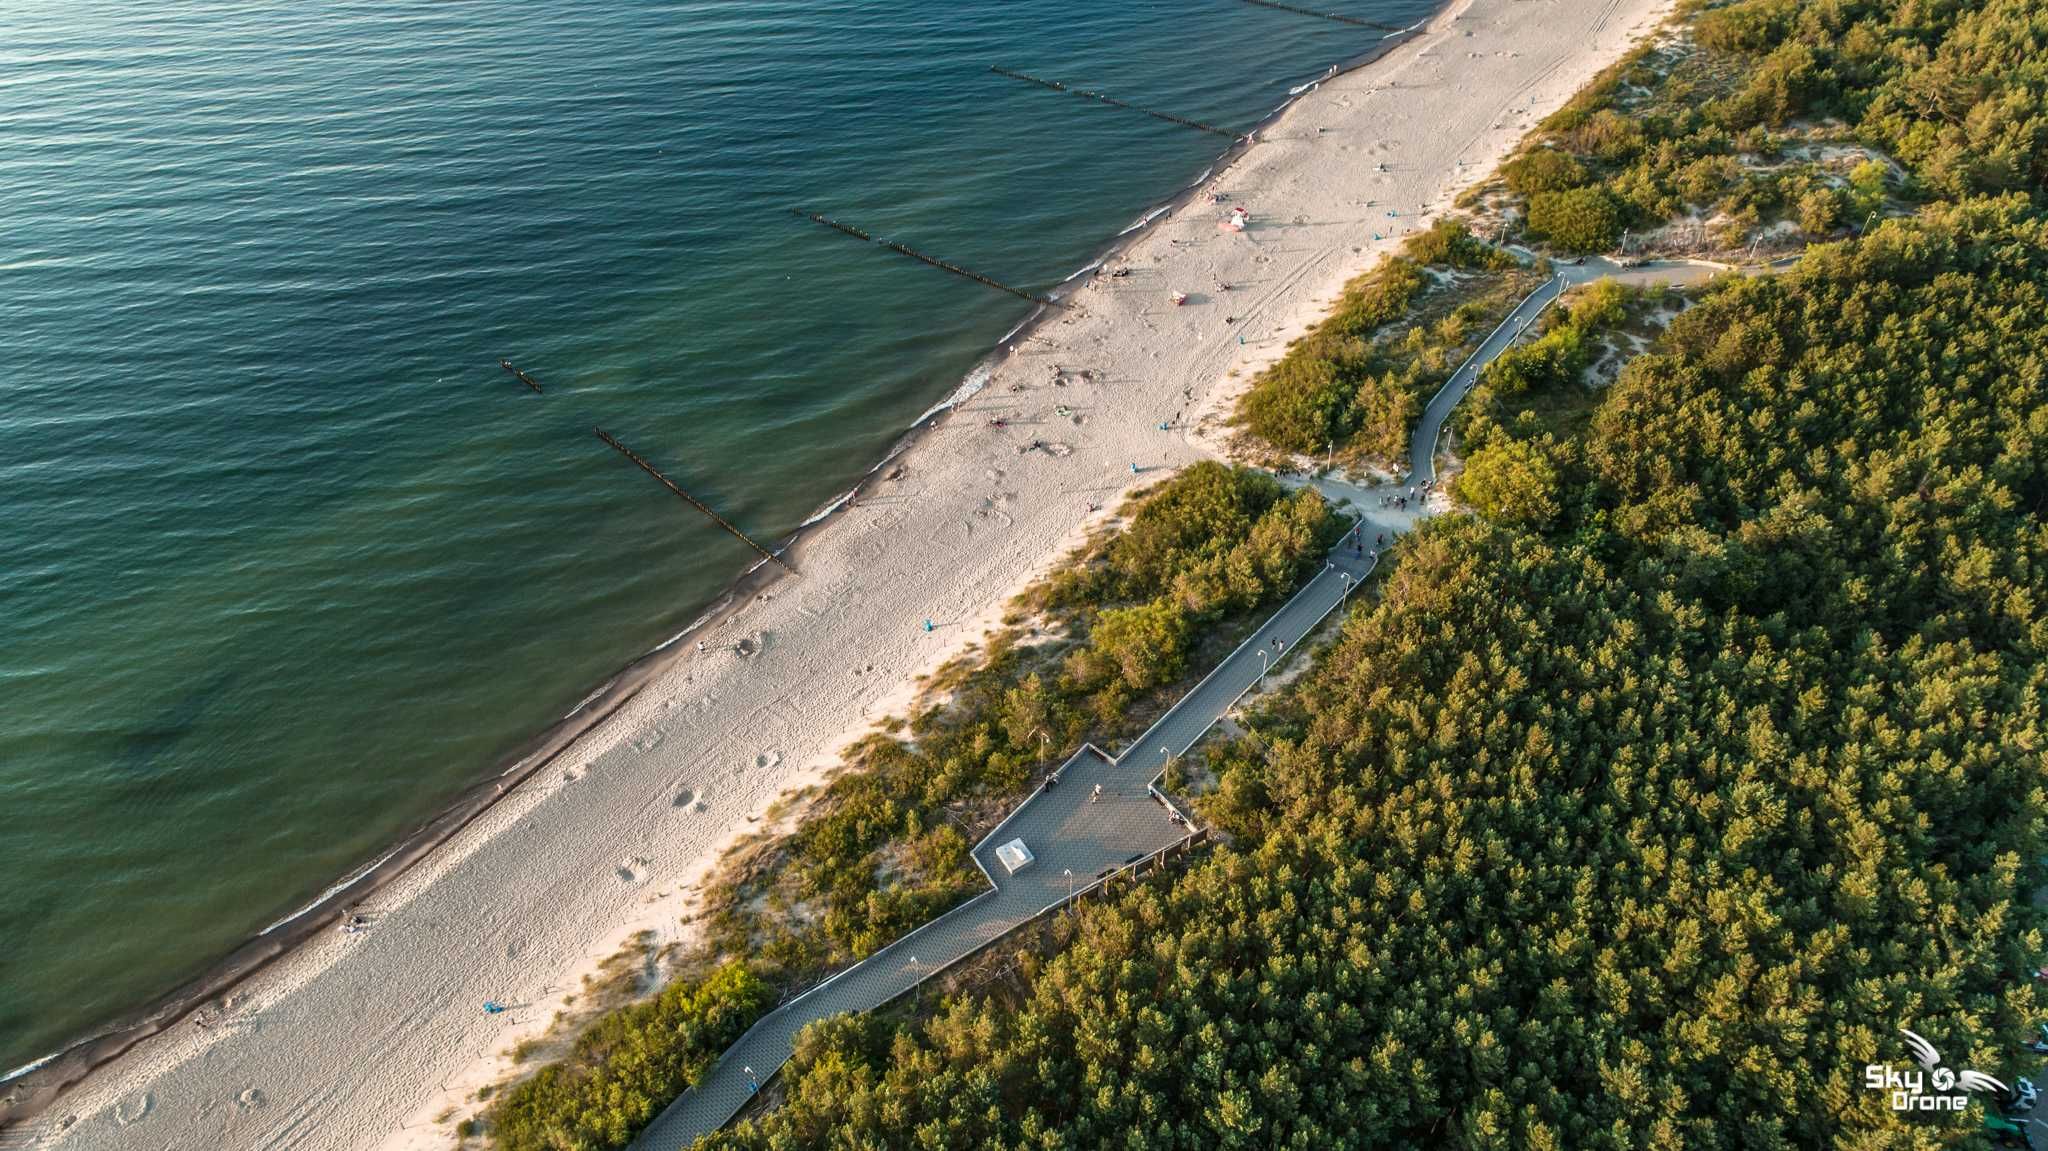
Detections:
495,0,1401,568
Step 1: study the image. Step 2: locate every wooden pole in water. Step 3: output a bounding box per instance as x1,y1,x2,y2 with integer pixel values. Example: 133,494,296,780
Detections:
790,210,1055,307
498,359,544,395
1236,0,1403,32
988,67,1238,138
593,427,796,576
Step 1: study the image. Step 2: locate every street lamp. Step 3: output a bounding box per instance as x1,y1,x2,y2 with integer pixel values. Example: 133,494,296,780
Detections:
1064,867,1075,903
1259,649,1269,676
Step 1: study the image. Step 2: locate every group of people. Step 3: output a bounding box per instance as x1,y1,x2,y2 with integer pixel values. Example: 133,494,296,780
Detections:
1379,480,1434,511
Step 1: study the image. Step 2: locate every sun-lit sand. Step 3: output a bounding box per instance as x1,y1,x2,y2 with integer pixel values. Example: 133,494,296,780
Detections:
24,2,1671,1146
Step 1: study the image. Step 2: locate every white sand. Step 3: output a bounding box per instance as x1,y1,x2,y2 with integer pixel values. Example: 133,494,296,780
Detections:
29,1,1669,1146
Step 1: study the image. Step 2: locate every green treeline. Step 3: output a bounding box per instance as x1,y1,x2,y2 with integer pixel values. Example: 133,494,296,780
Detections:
483,463,1342,1150
703,192,2048,1151
1512,0,2048,252
1235,219,1527,461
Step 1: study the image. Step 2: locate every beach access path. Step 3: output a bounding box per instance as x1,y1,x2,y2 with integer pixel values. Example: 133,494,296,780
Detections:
637,530,1378,1150
1410,253,1757,486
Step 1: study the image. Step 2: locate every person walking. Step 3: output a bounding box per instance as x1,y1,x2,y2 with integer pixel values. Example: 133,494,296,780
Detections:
1091,783,1103,804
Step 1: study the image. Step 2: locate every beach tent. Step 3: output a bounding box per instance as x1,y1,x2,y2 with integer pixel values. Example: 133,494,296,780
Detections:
994,839,1035,876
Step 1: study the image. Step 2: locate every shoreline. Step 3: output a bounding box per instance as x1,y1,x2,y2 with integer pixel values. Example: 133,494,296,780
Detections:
6,0,1676,1143
0,16,1434,1122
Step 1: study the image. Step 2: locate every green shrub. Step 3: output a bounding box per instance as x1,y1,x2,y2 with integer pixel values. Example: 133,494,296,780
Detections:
1453,437,1559,527
1526,186,1622,252
488,962,770,1151
1503,149,1591,196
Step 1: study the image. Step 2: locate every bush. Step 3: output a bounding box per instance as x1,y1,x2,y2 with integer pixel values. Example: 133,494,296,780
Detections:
1503,149,1591,197
1796,185,1843,234
1404,218,1518,269
1526,186,1622,252
488,963,771,1151
1454,437,1559,527
1084,599,1191,693
1692,0,1798,55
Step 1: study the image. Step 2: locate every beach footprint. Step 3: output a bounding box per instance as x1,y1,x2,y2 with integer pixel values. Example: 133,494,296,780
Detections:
113,1092,154,1126
237,1088,266,1112
755,750,782,772
616,858,651,884
632,729,666,755
673,788,696,809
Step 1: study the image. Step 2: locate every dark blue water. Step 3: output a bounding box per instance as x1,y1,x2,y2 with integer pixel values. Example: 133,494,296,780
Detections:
0,0,1431,1070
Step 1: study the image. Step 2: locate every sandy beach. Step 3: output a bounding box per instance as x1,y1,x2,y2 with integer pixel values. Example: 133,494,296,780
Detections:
13,1,1668,1146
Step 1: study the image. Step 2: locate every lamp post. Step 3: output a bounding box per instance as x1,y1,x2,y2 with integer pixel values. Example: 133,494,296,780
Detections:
1064,867,1075,904
1259,649,1269,676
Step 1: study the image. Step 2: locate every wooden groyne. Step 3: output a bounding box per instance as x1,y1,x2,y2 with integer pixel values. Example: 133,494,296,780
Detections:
1238,0,1403,32
499,359,545,395
594,428,796,576
791,210,1054,307
989,67,1238,139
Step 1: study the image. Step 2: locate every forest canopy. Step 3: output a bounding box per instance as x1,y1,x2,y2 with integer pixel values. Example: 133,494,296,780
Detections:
702,197,2048,1150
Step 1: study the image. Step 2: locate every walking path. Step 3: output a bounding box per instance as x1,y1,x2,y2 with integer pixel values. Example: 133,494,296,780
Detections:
635,254,1751,1149
1410,253,1755,486
637,538,1377,1150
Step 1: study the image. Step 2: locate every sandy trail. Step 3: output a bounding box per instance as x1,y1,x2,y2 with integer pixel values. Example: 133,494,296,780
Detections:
21,1,1669,1146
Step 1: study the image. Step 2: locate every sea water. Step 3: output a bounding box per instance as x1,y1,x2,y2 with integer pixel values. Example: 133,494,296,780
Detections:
0,0,1431,1070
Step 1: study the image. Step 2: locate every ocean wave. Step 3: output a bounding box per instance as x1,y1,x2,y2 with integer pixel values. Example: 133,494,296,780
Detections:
560,678,618,716
1,1050,58,1085
800,490,855,528
1117,203,1174,237
260,847,403,936
914,360,994,427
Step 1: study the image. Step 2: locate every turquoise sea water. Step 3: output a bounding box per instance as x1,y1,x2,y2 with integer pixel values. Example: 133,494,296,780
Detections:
0,0,1430,1070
